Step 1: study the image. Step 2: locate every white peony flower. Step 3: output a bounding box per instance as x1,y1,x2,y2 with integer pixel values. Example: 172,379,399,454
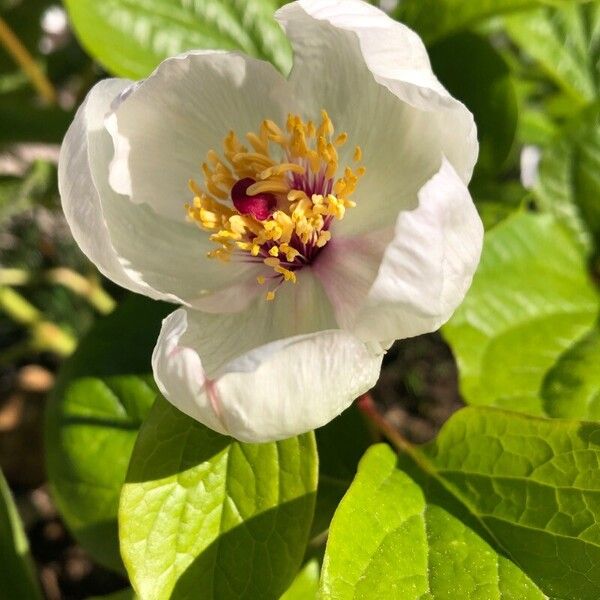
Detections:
59,0,483,442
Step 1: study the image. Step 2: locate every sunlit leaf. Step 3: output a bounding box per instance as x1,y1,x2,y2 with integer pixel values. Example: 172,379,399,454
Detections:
45,295,170,572
120,396,317,600
444,212,599,416
63,0,292,78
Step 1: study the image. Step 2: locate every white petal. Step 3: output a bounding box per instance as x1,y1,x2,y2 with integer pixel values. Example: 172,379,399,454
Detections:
277,0,478,236
313,228,392,331
60,74,264,310
108,50,295,221
92,52,297,308
153,307,382,443
156,269,335,378
350,158,483,342
58,79,175,301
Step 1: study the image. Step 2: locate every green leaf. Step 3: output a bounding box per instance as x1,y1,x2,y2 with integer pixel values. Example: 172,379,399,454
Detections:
280,560,319,600
421,407,600,598
504,4,600,106
443,212,599,416
311,405,371,540
120,396,318,600
45,295,171,572
0,468,43,600
395,0,585,44
320,442,545,599
541,326,600,419
62,0,292,78
429,33,518,175
535,106,600,255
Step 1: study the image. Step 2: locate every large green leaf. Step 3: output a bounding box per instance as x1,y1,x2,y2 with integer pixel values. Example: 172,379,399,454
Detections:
505,4,600,106
443,212,599,416
0,469,42,600
429,32,518,175
45,295,171,572
395,0,585,44
119,396,318,600
422,407,600,598
62,0,292,78
541,326,600,419
320,442,545,599
535,106,600,254
323,407,600,598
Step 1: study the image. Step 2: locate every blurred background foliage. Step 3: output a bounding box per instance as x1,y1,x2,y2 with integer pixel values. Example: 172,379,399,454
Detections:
0,0,599,598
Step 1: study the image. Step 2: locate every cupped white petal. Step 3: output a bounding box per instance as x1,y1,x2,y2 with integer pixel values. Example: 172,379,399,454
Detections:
61,60,282,310
153,305,382,443
108,50,295,221
277,0,478,236
58,78,176,302
94,51,300,309
348,158,483,343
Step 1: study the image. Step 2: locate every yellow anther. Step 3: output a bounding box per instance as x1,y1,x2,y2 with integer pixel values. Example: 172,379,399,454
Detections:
259,163,305,180
275,265,297,283
247,179,290,196
288,189,309,203
257,275,266,285
188,178,203,196
269,246,279,257
317,230,331,247
246,132,269,155
353,145,362,162
264,257,280,268
335,132,348,146
232,152,275,169
266,290,276,301
280,243,300,262
318,109,334,138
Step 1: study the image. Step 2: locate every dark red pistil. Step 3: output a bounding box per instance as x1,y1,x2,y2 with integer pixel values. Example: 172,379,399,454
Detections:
231,177,277,221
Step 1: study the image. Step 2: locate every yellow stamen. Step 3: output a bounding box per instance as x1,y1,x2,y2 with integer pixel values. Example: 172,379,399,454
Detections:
247,179,290,196
187,110,363,299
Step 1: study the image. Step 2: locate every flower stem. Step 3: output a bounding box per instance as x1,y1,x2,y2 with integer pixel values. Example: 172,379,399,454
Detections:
356,393,415,455
356,393,436,477
0,16,57,104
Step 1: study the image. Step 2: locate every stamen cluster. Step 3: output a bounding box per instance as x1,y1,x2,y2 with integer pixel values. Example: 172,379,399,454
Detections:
186,110,364,300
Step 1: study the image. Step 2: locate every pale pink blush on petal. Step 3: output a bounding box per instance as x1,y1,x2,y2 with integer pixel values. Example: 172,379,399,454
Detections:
312,228,392,330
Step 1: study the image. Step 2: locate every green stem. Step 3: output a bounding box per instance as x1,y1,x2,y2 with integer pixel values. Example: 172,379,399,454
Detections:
0,16,56,104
